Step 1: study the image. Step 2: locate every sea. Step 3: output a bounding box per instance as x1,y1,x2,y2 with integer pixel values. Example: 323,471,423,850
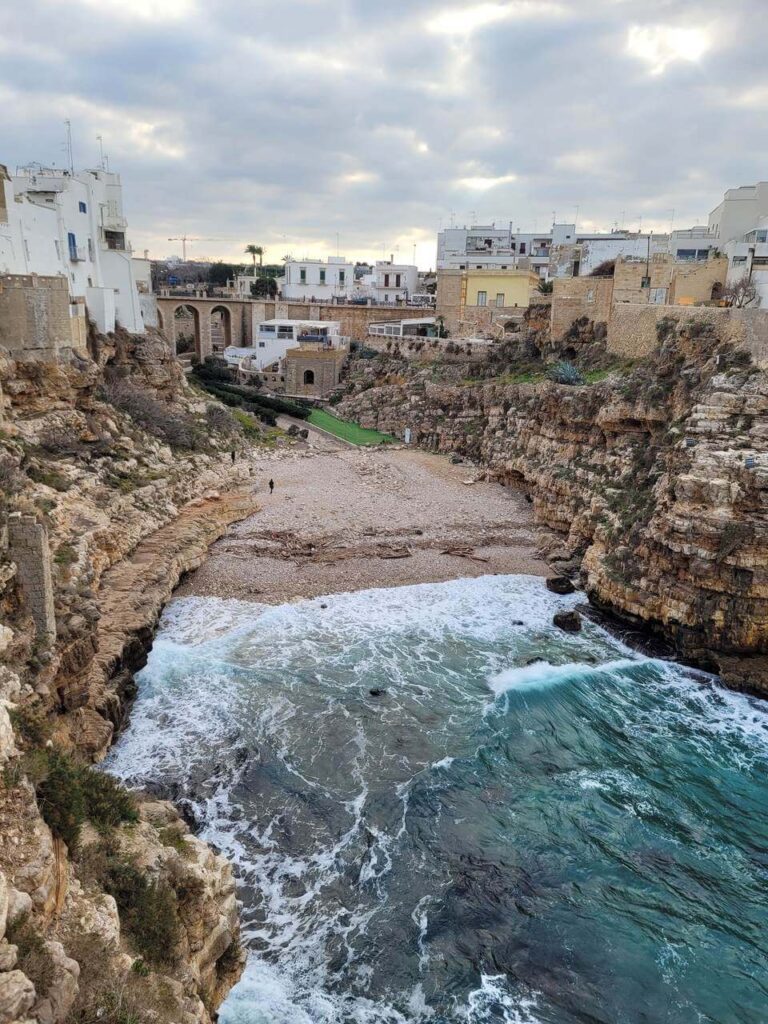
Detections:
105,574,768,1024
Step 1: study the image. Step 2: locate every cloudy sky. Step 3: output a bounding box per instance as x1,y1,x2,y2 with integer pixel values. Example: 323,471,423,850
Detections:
2,0,764,267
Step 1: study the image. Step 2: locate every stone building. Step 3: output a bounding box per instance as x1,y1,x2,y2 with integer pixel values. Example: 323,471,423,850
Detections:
550,277,614,338
436,267,538,336
284,346,346,398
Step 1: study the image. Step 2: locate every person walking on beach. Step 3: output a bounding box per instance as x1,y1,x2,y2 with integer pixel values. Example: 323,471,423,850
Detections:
269,478,274,494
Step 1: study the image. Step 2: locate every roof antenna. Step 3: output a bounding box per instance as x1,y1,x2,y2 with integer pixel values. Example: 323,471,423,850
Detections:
64,119,74,173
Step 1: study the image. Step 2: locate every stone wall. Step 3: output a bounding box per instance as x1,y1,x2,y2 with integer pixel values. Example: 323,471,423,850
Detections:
7,513,56,642
284,347,346,397
606,303,768,360
0,275,72,360
551,277,613,338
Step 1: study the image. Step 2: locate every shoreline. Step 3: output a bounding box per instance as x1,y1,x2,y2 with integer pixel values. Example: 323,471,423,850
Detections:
176,445,549,606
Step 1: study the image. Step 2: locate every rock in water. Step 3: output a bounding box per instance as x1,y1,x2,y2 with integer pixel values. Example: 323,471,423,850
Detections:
553,610,582,633
369,688,386,697
546,575,576,595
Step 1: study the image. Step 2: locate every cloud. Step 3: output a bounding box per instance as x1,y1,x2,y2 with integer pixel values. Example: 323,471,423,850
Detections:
625,23,712,75
426,1,564,35
456,175,517,191
0,0,763,267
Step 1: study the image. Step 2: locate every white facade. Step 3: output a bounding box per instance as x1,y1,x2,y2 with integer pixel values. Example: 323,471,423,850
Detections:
281,257,354,301
371,261,418,303
438,220,719,280
228,319,344,371
709,182,768,246
368,317,436,338
0,162,146,335
725,217,768,306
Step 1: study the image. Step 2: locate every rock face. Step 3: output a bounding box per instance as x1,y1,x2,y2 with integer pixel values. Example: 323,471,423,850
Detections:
337,320,768,693
0,334,252,1023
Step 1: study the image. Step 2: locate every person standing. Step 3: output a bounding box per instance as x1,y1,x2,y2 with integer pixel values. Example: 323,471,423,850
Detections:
269,478,274,494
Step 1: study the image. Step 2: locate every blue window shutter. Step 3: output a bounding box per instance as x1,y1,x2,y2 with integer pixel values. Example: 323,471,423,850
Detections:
68,232,77,260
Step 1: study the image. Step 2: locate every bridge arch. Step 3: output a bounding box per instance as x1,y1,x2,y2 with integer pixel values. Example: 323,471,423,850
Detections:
210,304,233,351
172,303,202,360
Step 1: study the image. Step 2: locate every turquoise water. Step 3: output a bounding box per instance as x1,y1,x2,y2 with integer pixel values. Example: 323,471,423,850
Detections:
106,576,768,1024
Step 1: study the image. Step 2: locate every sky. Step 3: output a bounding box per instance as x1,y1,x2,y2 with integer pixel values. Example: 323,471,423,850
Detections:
2,0,764,269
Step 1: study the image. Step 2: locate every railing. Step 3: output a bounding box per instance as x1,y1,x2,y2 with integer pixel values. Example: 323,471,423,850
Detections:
69,246,87,262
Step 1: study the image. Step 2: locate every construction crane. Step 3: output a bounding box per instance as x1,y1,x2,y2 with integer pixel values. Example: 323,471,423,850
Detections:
167,235,229,260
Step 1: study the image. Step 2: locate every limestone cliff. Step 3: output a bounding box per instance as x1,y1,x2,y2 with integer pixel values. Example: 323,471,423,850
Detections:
337,315,768,694
0,332,257,1024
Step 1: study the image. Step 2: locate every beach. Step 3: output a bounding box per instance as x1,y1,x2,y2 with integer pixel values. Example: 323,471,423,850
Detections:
177,434,548,604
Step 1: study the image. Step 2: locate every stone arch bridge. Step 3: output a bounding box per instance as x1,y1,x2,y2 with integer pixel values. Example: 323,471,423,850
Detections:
155,295,436,361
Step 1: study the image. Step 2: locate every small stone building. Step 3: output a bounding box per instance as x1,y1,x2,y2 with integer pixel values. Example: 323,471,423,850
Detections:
284,345,347,397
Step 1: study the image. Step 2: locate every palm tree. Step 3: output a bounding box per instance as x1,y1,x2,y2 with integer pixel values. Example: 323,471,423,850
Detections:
244,244,264,275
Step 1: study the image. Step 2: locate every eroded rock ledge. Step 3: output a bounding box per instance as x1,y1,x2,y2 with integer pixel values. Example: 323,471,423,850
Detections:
0,334,262,1024
337,317,768,695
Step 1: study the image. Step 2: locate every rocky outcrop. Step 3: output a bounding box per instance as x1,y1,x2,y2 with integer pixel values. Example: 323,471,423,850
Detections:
0,334,257,1022
337,320,768,693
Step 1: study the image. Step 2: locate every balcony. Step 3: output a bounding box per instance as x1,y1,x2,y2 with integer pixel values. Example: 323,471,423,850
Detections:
69,245,86,262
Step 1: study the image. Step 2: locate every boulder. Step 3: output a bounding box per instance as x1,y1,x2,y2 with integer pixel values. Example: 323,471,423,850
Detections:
553,610,582,633
0,970,35,1024
546,575,575,595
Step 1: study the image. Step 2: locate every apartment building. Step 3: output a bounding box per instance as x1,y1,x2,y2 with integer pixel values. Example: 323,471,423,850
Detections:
280,257,354,301
0,162,146,335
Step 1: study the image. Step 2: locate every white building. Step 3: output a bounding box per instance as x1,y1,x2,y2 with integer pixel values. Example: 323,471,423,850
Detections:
370,260,418,303
438,221,719,280
368,316,437,339
225,319,346,372
724,218,768,306
280,257,354,302
709,182,768,246
0,162,147,335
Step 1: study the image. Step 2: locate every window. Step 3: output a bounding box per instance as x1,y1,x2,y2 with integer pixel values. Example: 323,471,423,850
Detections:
519,243,526,254
87,237,94,260
395,274,401,287
495,293,505,307
587,289,595,303
303,369,315,385
477,290,487,306
67,232,77,261
384,274,390,287
79,201,87,213
641,275,651,288
501,265,508,269
320,269,326,284
339,270,345,285
300,268,307,283
258,342,266,347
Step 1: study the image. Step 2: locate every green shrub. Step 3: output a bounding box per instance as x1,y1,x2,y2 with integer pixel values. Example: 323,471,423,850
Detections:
80,769,139,829
103,858,180,965
8,705,52,746
19,747,138,849
546,360,585,386
36,749,86,848
54,542,78,566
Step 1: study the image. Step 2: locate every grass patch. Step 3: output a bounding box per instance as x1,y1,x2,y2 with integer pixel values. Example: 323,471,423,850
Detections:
308,409,396,446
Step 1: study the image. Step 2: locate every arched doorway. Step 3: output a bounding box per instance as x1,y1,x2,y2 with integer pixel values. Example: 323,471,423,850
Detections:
173,304,201,360
210,305,232,352
303,369,315,386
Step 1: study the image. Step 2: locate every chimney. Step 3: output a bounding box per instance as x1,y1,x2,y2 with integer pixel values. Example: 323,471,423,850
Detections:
390,253,394,264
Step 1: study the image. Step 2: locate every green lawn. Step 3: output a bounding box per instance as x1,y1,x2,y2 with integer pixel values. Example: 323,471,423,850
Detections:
308,409,397,446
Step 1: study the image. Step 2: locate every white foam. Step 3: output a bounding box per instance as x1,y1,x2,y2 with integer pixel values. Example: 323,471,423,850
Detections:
487,657,649,696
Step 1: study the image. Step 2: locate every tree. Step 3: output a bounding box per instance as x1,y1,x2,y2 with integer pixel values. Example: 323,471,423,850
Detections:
722,274,760,308
245,245,264,273
251,276,278,299
537,279,554,294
